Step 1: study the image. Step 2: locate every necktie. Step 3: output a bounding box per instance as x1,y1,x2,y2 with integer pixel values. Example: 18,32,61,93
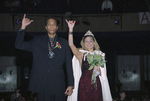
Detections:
48,38,54,53
50,38,54,48
48,37,55,58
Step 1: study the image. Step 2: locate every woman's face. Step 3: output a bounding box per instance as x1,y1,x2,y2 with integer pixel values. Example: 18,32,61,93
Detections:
84,37,95,51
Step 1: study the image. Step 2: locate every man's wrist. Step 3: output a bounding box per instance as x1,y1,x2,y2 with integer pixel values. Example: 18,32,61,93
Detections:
18,29,25,31
68,86,74,89
21,26,26,29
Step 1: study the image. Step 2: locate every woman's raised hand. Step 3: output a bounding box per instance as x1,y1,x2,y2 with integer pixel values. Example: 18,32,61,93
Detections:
65,19,76,32
21,14,33,29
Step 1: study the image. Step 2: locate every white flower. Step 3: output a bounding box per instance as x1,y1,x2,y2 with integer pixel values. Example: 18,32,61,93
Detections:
101,53,105,57
95,50,102,55
95,50,99,55
98,51,102,55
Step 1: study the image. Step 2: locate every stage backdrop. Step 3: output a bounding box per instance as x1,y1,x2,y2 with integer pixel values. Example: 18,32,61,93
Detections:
118,55,140,91
0,56,17,92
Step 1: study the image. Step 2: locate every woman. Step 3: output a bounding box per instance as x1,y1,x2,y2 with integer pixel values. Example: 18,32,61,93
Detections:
66,20,112,101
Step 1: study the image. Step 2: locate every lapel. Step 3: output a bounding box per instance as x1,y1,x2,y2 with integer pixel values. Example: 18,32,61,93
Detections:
56,35,61,46
39,34,49,53
53,34,58,48
52,34,61,50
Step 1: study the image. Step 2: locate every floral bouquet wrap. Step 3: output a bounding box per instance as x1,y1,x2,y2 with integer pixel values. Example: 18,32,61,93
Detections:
87,50,106,89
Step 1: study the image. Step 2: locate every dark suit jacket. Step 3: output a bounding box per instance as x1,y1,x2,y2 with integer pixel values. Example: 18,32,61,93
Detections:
15,30,74,95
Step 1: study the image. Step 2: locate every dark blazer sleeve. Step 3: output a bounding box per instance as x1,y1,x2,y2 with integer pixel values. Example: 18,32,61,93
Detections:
65,42,74,87
15,30,33,52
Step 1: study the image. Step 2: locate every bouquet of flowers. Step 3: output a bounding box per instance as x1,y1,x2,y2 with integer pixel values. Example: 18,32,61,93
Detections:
87,50,106,89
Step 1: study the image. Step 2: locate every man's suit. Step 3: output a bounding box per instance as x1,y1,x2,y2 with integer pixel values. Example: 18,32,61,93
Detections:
15,30,74,99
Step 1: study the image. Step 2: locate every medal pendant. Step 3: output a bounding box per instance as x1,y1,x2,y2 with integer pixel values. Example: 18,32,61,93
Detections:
48,51,55,58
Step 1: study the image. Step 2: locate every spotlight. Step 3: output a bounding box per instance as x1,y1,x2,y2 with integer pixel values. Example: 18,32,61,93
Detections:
56,20,60,25
75,21,80,25
82,21,90,26
16,19,21,24
82,18,90,26
114,19,119,25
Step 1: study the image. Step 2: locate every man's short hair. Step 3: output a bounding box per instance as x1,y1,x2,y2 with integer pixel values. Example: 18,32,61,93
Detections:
45,18,58,26
119,92,125,95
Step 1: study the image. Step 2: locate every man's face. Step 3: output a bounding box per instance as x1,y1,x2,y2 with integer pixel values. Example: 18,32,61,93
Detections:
45,18,58,35
15,89,20,93
121,93,126,99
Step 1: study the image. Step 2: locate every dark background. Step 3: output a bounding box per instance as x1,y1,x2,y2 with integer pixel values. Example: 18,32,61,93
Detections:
0,0,150,100
0,0,149,14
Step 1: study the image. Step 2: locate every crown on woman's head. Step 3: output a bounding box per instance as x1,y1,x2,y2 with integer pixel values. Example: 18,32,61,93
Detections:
84,30,94,36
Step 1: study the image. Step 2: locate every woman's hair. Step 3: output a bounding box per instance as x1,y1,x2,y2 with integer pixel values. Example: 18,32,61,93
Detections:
80,35,100,51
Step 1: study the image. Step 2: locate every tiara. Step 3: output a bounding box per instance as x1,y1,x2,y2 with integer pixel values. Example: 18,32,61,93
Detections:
84,30,94,36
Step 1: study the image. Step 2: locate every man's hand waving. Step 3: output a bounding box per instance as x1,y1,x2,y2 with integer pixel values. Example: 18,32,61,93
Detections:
21,14,33,29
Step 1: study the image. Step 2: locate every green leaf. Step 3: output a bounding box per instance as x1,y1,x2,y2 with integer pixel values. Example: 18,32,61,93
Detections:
91,71,95,84
87,55,94,64
88,65,94,70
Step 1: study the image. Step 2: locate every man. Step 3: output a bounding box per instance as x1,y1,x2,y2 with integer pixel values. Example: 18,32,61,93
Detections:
115,80,122,98
11,88,22,101
118,92,126,101
15,14,74,101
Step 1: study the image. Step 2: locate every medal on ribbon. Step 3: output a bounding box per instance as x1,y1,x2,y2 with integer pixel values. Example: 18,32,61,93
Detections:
48,51,55,58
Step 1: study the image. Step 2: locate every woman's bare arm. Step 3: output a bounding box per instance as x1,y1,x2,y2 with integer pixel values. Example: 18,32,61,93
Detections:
66,20,83,65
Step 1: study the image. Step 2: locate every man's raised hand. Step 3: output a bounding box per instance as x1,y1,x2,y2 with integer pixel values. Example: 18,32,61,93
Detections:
21,14,33,29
